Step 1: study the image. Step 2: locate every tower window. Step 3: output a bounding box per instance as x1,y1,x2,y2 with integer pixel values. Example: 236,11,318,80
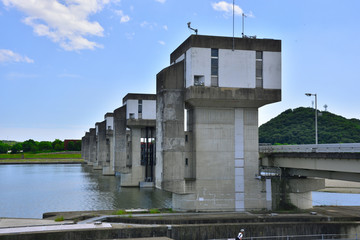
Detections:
138,100,143,119
194,75,205,86
256,51,263,88
211,48,219,87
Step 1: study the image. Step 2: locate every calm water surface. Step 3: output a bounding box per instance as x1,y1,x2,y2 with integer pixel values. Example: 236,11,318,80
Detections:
0,164,359,219
0,164,171,219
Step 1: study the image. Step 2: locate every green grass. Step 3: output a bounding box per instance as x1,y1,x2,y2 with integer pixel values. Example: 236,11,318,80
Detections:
54,216,64,222
114,209,127,215
149,208,161,214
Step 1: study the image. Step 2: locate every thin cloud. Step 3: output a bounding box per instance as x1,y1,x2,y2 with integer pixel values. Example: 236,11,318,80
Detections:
115,9,130,23
2,0,116,51
140,21,157,30
0,49,34,63
158,40,165,45
155,0,166,3
163,25,168,31
212,1,243,17
6,72,38,79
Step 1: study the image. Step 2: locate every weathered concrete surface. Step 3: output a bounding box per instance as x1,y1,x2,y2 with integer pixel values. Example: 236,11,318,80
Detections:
170,35,281,63
113,106,127,174
156,61,185,191
88,128,97,166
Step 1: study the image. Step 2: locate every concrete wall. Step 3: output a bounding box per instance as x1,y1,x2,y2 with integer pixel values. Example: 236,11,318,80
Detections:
113,106,127,174
94,121,107,170
263,51,281,89
88,128,96,166
120,127,145,186
184,48,281,90
126,99,156,120
156,61,185,190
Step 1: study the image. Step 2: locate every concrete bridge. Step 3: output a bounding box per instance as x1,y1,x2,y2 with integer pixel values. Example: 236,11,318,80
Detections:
259,143,360,209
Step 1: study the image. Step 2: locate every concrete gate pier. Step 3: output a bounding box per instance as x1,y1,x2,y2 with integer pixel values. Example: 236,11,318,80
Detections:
156,35,282,211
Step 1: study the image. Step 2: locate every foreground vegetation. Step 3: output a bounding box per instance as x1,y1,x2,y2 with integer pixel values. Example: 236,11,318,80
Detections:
259,107,360,144
0,152,83,163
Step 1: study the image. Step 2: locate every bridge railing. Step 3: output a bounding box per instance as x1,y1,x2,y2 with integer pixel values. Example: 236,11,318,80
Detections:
211,233,359,239
259,143,360,153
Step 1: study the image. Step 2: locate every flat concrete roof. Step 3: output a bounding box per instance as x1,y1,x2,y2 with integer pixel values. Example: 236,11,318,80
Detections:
122,93,157,104
170,34,281,63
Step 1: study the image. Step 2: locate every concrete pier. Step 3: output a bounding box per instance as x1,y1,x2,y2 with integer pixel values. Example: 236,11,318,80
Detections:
156,35,281,211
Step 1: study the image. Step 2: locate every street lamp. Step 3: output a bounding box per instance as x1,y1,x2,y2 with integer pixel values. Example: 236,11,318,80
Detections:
305,93,318,145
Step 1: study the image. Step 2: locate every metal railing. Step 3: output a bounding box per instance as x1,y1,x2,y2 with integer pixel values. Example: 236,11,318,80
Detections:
211,233,359,240
245,233,359,239
259,143,360,153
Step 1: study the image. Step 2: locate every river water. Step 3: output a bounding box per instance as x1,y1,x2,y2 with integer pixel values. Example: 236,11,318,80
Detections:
0,164,359,219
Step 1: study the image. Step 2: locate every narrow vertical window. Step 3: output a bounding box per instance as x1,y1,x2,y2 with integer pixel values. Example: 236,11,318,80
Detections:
138,99,143,119
211,48,219,87
256,51,263,88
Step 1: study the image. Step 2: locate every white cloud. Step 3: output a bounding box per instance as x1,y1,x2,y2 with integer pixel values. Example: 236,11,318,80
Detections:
140,21,157,30
115,9,130,23
212,1,243,17
2,0,116,51
163,25,168,31
155,0,166,3
6,72,38,79
125,32,135,40
158,40,165,45
0,49,34,63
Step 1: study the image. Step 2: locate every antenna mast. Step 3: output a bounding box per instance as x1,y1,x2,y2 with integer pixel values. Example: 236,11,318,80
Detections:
187,22,198,35
232,0,235,51
242,13,246,38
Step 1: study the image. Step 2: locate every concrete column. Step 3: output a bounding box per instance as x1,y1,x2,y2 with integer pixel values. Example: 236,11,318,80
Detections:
121,127,145,186
113,106,128,174
243,108,266,210
88,128,96,166
94,121,106,170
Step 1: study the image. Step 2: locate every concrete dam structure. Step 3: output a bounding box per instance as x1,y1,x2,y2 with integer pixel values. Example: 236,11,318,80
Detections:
82,34,284,211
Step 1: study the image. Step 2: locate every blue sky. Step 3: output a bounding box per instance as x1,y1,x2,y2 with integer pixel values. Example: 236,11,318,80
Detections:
1,0,360,142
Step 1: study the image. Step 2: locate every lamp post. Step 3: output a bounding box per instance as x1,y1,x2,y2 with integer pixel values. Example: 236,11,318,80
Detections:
305,93,318,145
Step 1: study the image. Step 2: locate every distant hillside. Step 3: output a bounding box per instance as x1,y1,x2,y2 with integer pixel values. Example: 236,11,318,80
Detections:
259,107,360,144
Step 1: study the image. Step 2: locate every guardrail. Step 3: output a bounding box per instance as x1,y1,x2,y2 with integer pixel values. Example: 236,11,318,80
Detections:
259,143,360,153
244,233,359,239
211,233,359,240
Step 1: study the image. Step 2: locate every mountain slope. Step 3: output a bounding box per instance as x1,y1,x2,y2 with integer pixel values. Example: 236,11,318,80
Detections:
259,107,360,144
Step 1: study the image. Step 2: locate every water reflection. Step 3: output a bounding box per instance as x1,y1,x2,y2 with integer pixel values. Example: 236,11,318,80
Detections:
0,164,172,219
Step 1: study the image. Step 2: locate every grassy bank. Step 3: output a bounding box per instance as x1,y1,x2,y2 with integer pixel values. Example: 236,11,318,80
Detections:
0,152,83,163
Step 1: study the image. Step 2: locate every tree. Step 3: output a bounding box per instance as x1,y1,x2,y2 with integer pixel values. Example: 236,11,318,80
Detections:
0,141,9,154
52,139,64,151
11,143,22,154
22,139,38,153
67,141,75,151
74,140,82,151
38,141,53,152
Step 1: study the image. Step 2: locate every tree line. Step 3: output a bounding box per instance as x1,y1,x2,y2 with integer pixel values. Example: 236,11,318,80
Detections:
0,139,81,154
259,107,360,145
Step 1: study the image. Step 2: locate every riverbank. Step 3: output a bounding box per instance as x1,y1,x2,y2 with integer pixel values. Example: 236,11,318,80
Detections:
0,152,83,164
1,206,360,240
0,159,84,164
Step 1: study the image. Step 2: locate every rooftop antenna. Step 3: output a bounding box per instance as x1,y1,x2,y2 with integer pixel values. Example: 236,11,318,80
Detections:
232,0,235,51
187,22,198,35
242,13,246,38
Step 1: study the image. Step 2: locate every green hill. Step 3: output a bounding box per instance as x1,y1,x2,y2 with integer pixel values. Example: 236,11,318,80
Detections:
259,107,360,144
